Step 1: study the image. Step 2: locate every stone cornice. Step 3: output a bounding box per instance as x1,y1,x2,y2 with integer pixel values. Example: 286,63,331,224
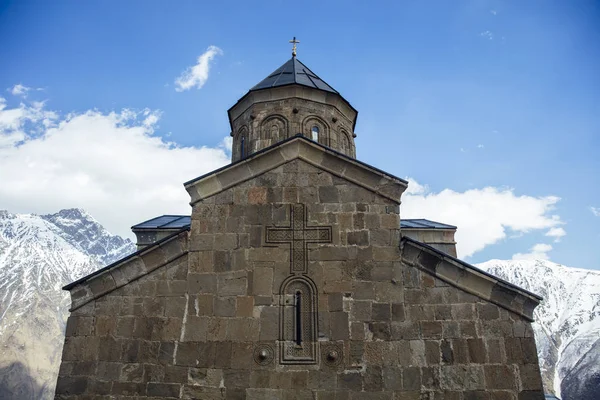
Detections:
400,237,542,322
185,136,408,206
65,229,188,311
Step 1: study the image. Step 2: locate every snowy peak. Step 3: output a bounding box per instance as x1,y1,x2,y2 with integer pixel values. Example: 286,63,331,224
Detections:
0,209,135,399
476,259,600,399
0,209,135,318
477,259,600,334
41,208,133,265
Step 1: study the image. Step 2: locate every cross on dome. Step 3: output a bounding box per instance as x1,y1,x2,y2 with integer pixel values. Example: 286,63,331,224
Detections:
289,36,300,57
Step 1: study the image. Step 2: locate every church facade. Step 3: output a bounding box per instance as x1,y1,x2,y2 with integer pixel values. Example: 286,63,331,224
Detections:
55,52,545,399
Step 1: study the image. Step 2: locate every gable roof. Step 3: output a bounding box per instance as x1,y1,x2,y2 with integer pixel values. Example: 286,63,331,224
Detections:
401,219,457,230
400,236,542,321
63,227,189,310
184,135,408,206
250,57,338,94
131,215,190,230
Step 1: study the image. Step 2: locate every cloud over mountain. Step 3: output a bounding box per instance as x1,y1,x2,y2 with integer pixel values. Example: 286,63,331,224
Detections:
0,97,229,238
402,178,564,259
0,95,566,257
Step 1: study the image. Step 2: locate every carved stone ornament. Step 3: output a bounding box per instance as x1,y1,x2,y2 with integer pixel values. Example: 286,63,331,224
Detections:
264,203,333,365
321,343,343,367
253,344,274,366
279,276,318,364
266,203,332,274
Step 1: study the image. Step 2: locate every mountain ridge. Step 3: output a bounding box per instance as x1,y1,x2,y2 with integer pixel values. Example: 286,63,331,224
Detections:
0,209,135,399
476,258,600,399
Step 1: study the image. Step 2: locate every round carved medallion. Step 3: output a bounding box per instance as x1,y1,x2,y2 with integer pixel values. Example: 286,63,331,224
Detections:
322,344,343,367
253,344,274,366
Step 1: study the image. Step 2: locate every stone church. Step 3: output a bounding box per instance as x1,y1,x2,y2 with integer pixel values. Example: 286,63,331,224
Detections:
55,47,546,399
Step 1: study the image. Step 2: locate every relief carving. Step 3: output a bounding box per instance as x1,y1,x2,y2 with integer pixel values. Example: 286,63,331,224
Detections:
265,203,332,364
261,115,288,141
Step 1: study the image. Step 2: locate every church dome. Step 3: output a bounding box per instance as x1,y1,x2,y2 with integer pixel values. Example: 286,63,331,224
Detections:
250,57,338,94
228,56,358,162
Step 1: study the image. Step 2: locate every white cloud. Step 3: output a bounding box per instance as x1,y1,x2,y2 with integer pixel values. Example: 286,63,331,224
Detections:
545,227,566,242
405,178,428,195
9,84,31,97
220,136,233,153
477,144,484,149
512,243,553,261
175,46,223,92
591,207,600,217
401,179,563,258
0,98,230,238
8,84,43,98
480,31,494,40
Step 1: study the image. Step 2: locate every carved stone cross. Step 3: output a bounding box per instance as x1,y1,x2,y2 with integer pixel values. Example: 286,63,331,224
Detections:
266,203,332,274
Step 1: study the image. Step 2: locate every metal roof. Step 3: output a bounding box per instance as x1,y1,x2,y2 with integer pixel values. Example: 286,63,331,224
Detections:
250,57,338,94
400,219,457,230
132,215,454,231
131,215,191,230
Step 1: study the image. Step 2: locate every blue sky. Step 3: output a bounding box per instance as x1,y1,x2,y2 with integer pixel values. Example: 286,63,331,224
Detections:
0,0,598,269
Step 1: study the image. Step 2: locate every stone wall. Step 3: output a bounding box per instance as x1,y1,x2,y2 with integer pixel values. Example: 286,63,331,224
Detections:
56,159,544,399
229,86,357,162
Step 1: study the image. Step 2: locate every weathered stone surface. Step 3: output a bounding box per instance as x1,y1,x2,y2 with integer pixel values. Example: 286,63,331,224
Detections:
58,133,542,399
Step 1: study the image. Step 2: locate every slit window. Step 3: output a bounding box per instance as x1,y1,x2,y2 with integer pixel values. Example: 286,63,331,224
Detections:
295,291,302,346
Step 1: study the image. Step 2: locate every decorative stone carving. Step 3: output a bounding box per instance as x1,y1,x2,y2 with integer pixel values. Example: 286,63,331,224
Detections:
339,129,351,156
321,343,344,367
253,344,274,366
261,115,288,141
266,203,332,274
279,275,318,364
233,125,249,161
265,203,332,365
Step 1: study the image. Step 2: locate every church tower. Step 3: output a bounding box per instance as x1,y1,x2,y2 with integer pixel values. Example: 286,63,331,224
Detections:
229,48,357,162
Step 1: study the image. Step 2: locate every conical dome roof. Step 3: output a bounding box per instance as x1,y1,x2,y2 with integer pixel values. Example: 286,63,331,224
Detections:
250,57,338,94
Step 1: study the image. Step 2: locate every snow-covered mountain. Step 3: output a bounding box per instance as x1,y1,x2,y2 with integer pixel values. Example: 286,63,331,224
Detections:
477,259,600,400
0,209,135,400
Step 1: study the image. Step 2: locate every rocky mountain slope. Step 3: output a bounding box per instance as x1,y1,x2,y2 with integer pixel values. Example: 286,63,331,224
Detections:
477,259,600,400
0,209,134,400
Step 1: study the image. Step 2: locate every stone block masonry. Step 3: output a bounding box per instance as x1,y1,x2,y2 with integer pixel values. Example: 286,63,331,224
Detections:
56,156,544,399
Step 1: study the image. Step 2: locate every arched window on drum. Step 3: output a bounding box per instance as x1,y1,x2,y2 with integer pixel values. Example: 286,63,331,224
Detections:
340,131,350,155
240,134,247,159
311,126,319,142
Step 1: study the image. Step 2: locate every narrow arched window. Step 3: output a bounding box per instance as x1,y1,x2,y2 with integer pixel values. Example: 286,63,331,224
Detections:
311,126,319,142
280,276,318,364
240,135,246,159
295,291,302,346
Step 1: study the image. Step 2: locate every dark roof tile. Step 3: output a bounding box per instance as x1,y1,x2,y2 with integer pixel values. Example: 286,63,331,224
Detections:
250,57,338,94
